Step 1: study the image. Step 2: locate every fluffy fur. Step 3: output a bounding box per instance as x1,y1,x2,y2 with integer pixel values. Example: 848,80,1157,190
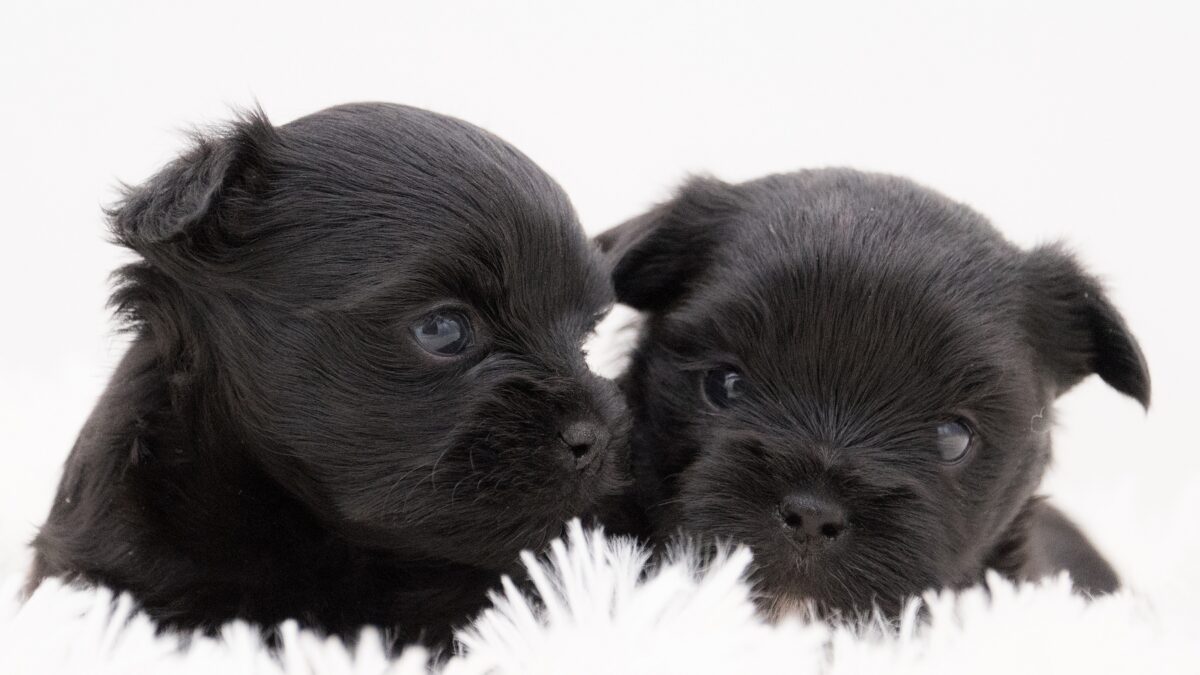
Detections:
28,103,626,646
596,169,1149,618
3,523,1194,674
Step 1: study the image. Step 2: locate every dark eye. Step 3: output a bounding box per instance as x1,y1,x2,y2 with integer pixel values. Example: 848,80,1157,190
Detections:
935,418,974,463
411,311,472,356
703,367,745,409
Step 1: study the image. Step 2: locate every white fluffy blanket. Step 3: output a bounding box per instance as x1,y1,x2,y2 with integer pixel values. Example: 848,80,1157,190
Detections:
2,520,1196,674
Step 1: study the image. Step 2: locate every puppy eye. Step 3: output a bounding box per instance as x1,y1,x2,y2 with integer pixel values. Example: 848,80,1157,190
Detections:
411,311,473,357
935,419,974,463
703,367,745,409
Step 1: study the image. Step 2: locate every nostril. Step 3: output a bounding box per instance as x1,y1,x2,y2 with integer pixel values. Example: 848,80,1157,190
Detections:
559,421,607,465
818,522,843,540
782,509,805,529
564,439,592,459
779,493,847,542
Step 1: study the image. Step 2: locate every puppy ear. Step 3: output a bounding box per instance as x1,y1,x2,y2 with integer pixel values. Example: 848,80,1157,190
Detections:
109,109,276,249
1023,244,1150,408
596,176,736,311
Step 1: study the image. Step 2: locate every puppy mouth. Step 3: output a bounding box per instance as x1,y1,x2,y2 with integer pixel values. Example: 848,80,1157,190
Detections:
776,538,829,566
743,526,941,621
550,448,615,511
570,440,610,478
474,433,619,513
678,519,861,617
746,558,852,621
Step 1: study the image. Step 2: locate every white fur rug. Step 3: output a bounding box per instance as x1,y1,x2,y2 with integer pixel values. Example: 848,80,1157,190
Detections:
2,520,1196,675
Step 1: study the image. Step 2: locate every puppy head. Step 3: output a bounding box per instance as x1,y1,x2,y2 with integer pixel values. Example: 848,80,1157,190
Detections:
110,103,626,569
601,170,1148,617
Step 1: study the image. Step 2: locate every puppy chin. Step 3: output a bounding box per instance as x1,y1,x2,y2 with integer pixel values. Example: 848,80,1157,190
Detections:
752,587,821,624
750,556,855,618
748,559,897,622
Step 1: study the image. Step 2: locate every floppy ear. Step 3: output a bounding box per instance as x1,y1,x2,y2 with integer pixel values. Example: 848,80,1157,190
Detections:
1023,244,1150,408
595,176,736,312
109,109,276,250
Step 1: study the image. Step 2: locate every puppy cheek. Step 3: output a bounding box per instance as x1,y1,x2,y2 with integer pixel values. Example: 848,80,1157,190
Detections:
442,383,578,497
674,449,774,539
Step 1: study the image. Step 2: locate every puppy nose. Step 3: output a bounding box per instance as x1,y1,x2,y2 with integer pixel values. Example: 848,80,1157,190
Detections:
779,493,847,542
558,421,608,468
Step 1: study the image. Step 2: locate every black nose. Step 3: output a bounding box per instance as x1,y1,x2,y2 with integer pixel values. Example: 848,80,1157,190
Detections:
779,493,847,542
559,421,608,468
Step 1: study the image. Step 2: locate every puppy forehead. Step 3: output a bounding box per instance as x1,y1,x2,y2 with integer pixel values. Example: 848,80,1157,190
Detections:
274,103,578,235
728,170,1011,258
260,103,612,312
712,264,1012,359
668,174,1028,385
409,230,613,320
723,170,1023,315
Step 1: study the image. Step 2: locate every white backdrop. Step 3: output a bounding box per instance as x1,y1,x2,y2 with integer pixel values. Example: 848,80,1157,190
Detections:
1,0,1197,616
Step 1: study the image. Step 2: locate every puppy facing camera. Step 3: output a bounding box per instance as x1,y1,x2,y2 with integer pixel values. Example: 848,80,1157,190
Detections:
30,103,626,645
599,169,1148,619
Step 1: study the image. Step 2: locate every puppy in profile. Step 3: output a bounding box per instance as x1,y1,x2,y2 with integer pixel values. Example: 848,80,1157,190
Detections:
30,103,625,645
599,169,1148,619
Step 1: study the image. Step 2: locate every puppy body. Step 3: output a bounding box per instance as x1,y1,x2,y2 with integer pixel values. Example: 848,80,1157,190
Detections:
31,103,625,645
600,169,1145,616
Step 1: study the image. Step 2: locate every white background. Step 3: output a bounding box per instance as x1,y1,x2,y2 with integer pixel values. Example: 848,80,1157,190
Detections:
1,0,1197,613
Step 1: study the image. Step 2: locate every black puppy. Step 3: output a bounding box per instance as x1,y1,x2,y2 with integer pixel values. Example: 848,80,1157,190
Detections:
598,169,1147,619
30,103,625,646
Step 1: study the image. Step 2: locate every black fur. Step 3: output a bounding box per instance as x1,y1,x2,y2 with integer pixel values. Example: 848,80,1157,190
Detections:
29,103,626,646
598,169,1146,618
